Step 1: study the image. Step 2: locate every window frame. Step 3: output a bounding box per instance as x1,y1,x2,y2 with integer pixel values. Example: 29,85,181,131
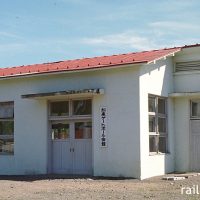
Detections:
190,100,200,119
148,94,168,155
48,98,92,121
0,101,14,155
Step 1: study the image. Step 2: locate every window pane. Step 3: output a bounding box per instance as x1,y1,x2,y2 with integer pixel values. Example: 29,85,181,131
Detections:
149,116,156,132
0,121,14,135
75,122,92,139
149,136,158,152
73,100,92,115
0,138,14,154
0,102,14,119
191,101,200,117
50,101,69,116
148,96,156,112
158,117,166,132
159,136,167,153
158,98,166,114
52,123,69,139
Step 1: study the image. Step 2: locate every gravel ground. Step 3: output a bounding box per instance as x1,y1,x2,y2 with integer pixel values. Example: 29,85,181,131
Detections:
0,174,200,200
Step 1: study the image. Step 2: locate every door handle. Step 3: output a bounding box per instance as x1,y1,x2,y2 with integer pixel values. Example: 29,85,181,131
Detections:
70,148,74,152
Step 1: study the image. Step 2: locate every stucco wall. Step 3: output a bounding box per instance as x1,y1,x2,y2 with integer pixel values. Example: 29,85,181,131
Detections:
173,46,200,172
174,97,190,172
139,58,175,179
174,47,200,93
0,66,141,178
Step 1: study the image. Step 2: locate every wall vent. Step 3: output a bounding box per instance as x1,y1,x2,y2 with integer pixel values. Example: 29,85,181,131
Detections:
175,61,200,72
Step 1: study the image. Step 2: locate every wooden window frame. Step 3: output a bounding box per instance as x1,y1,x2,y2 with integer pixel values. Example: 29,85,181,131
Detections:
190,100,200,119
148,94,168,154
0,101,14,155
48,98,92,121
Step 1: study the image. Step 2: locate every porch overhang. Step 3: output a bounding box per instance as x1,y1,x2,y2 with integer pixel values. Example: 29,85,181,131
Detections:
21,88,104,99
169,91,200,98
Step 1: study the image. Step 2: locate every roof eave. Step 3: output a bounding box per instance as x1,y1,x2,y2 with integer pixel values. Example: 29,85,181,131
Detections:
147,48,181,64
0,61,146,80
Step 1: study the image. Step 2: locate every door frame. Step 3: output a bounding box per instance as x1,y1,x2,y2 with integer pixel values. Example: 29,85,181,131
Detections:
47,98,94,175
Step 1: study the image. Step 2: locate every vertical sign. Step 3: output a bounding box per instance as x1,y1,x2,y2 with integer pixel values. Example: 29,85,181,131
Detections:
100,107,107,147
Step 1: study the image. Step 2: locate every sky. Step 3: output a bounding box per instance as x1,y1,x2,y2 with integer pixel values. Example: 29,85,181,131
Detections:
0,0,200,68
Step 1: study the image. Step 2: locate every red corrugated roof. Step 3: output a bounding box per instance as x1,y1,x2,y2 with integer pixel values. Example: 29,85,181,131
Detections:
0,44,199,78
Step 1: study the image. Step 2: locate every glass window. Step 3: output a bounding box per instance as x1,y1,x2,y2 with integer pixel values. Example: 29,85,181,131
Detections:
73,100,92,115
52,123,69,139
158,118,166,133
0,138,14,155
191,101,200,117
0,102,14,155
0,121,14,135
50,101,69,116
159,136,167,153
148,95,167,154
149,116,156,132
75,122,92,139
0,102,14,118
148,96,156,112
158,98,165,114
149,136,158,152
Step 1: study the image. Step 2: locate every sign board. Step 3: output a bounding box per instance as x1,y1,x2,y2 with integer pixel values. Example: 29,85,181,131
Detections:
100,107,107,147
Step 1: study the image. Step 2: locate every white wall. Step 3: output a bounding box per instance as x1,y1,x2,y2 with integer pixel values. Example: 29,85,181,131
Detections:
0,66,141,178
139,58,175,179
173,46,200,172
174,97,190,172
174,46,200,92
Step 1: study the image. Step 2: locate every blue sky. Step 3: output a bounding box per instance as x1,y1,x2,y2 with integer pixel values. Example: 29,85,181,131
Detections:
0,0,200,67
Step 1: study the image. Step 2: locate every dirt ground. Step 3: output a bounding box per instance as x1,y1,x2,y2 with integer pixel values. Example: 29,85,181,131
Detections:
0,174,200,200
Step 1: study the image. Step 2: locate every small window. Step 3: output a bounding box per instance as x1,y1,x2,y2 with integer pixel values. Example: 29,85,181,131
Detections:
0,102,14,155
149,136,157,152
148,95,168,154
159,136,167,153
73,100,92,115
158,118,166,133
191,101,200,117
158,98,166,114
50,101,69,116
148,96,156,112
149,116,156,132
0,102,14,119
75,122,92,139
52,123,69,139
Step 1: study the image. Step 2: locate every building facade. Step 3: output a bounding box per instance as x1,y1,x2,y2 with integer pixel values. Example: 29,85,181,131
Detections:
0,44,200,179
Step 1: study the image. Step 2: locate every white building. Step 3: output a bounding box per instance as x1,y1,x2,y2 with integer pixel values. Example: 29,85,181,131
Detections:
0,44,200,179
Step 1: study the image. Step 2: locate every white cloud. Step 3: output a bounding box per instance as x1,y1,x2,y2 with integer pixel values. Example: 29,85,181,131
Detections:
149,21,200,32
81,31,162,51
0,31,22,39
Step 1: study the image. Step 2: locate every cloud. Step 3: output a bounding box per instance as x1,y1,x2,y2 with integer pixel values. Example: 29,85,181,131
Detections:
149,21,200,32
0,31,22,39
81,31,162,51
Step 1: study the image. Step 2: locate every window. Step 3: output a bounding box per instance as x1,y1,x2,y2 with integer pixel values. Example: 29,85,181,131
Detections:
51,123,69,140
148,95,168,154
72,99,92,115
191,100,200,118
50,101,69,116
49,99,92,140
0,102,14,155
75,122,92,139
